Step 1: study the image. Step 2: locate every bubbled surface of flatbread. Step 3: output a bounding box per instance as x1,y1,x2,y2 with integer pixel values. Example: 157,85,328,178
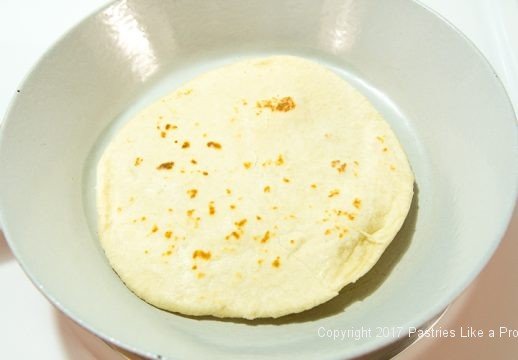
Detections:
97,56,414,319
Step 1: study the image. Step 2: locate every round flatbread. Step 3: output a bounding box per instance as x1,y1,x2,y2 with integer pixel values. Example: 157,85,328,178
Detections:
97,56,414,319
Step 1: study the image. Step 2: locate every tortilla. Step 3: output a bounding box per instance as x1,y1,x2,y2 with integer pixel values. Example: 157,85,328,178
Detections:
97,56,414,319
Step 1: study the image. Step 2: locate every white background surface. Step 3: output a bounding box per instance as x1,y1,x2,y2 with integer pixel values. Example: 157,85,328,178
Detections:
0,0,517,359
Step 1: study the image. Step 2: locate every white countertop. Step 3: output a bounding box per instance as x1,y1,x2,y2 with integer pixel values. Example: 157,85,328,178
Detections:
1,1,517,358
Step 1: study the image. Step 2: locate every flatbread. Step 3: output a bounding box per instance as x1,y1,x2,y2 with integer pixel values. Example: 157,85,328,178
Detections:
97,56,414,319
